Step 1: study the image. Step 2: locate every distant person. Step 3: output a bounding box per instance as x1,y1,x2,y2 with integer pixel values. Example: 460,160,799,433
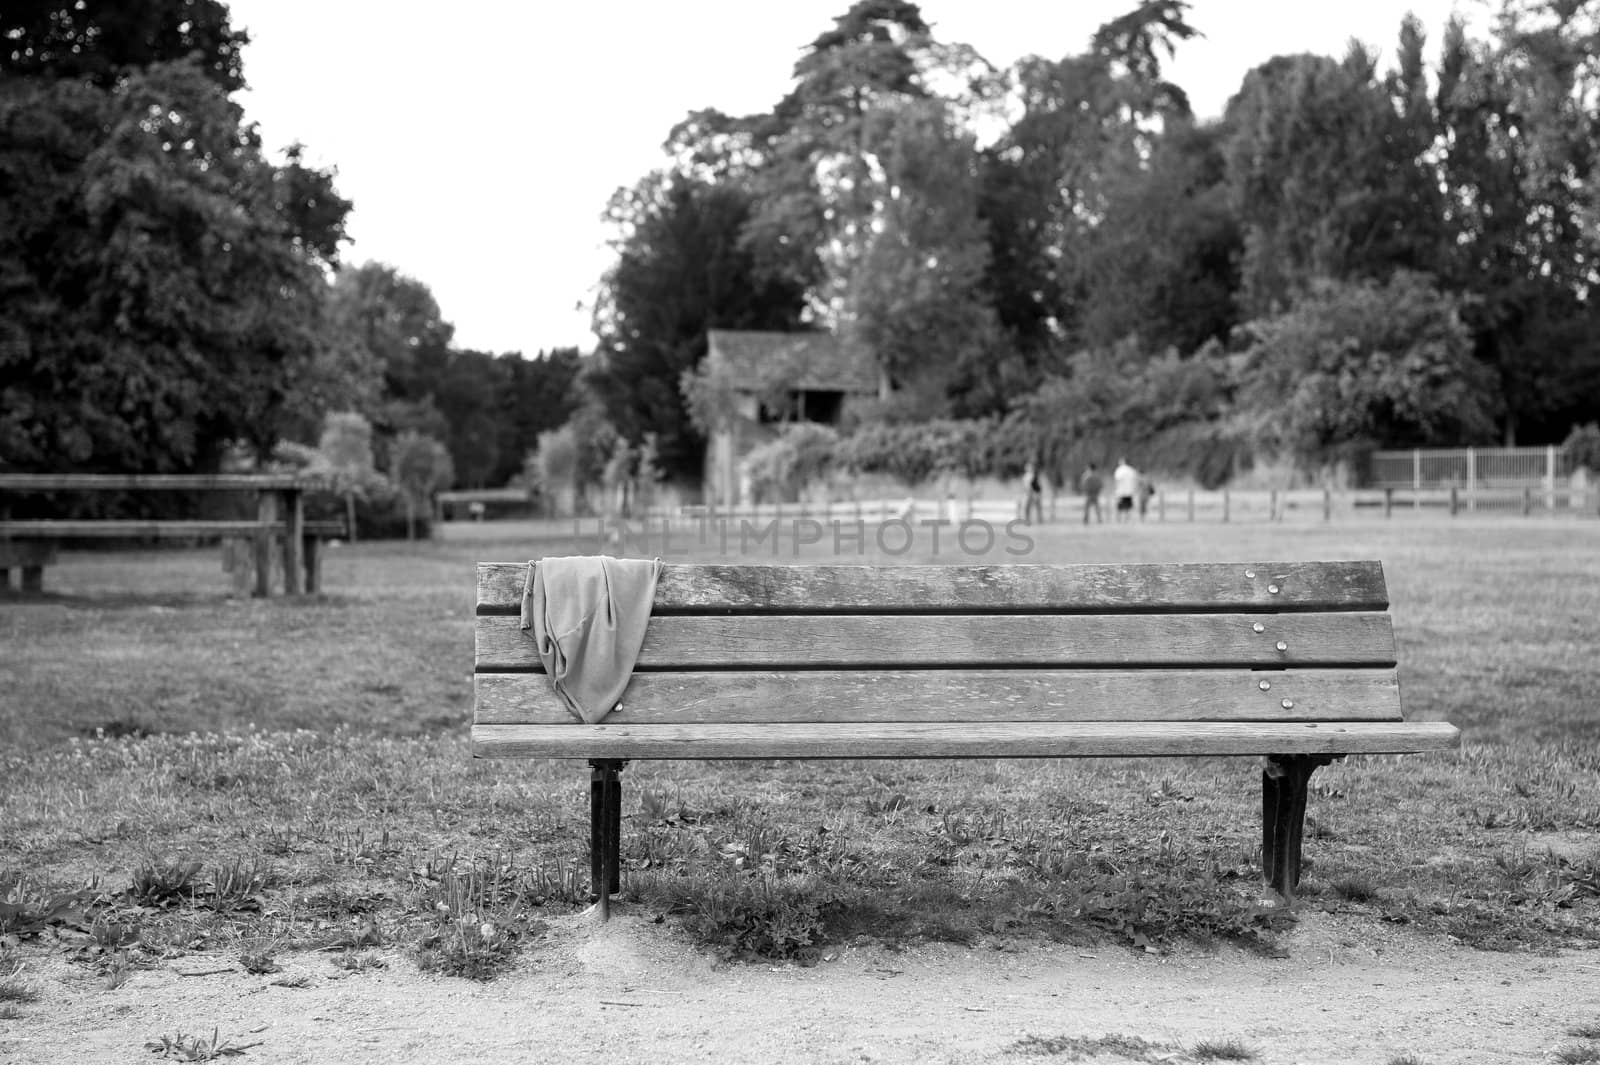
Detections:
1022,460,1044,525
1080,463,1104,524
1113,458,1139,523
1138,477,1156,521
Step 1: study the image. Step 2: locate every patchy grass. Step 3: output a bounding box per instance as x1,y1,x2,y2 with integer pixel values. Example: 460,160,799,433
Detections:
1,522,1597,976
1011,1032,1174,1059
1191,1037,1256,1060
144,1028,261,1060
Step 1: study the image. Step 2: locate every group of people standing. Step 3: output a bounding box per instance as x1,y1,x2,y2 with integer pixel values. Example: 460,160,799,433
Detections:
1080,457,1151,524
1018,457,1155,526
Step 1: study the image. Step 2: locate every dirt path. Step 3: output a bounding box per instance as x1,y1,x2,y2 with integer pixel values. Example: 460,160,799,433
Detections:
4,910,1598,1065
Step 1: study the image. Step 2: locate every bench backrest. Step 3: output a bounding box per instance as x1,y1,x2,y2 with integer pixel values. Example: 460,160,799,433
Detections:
474,561,1412,758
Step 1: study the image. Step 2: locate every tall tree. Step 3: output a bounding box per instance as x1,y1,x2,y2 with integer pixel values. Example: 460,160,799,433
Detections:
492,347,583,487
1074,118,1241,355
1221,42,1443,318
590,173,809,480
0,58,349,472
846,99,998,415
1433,5,1600,442
979,1,1198,364
327,261,455,406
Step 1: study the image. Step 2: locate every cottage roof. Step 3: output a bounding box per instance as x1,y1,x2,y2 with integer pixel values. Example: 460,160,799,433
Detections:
706,330,879,395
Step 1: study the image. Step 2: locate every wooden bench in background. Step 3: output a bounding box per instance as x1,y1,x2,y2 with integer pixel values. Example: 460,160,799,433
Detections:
472,560,1459,919
0,474,342,596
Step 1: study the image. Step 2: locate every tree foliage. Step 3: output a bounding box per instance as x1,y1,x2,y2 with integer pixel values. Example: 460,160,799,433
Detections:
1237,273,1498,462
1,0,249,91
591,174,810,480
0,58,349,472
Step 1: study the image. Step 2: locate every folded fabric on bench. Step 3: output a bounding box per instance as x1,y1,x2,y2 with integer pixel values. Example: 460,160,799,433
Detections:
521,556,663,723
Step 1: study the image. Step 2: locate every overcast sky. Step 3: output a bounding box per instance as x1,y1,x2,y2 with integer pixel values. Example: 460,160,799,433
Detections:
225,1,1483,358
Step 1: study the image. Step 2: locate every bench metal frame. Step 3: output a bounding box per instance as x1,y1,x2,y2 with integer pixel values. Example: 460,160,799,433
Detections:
472,561,1459,919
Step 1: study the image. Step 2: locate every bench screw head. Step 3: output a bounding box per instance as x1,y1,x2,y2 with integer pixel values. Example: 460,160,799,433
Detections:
1281,698,1295,709
1245,570,1256,578
1268,584,1280,594
1276,640,1289,652
1252,622,1265,633
1259,680,1271,691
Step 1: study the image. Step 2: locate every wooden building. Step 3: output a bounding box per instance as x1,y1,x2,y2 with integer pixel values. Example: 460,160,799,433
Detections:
702,330,879,508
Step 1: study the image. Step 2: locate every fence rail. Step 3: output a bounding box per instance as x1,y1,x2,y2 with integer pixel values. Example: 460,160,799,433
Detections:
666,485,1597,524
1372,446,1571,490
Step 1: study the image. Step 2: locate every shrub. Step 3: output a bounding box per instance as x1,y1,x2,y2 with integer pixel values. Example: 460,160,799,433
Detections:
1564,423,1600,473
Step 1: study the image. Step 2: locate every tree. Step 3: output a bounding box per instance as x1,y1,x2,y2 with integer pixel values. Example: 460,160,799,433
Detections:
317,412,378,544
0,58,350,473
327,261,455,406
844,99,999,416
388,430,453,541
493,347,582,488
1235,273,1498,463
591,174,809,480
1,0,249,92
1432,5,1600,442
978,2,1198,370
1221,43,1444,318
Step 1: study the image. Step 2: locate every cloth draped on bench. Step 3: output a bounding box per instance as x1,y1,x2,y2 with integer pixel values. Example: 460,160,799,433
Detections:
520,556,663,723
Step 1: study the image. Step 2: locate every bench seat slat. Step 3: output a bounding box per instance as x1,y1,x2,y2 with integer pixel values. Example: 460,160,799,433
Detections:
474,613,1396,671
471,720,1460,760
474,668,1403,725
476,561,1389,615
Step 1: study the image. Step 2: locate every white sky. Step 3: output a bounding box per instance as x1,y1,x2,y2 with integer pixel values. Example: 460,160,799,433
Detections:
227,1,1486,358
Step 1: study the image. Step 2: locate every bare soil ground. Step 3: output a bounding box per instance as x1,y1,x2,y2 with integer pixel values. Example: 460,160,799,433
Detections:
5,908,1598,1065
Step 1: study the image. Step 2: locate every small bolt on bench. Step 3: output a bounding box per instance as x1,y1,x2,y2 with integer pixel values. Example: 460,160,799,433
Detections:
472,561,1459,919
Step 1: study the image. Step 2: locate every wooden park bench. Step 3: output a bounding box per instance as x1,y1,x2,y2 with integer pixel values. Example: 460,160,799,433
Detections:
472,560,1459,919
0,474,342,596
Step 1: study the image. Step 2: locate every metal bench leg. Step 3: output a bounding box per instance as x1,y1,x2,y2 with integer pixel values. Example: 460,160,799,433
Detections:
589,759,625,920
1261,754,1335,902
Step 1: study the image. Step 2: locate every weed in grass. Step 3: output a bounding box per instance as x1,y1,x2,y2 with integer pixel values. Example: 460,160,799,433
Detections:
130,858,203,907
0,978,40,1005
0,873,93,936
259,828,294,857
331,949,385,973
205,858,274,912
87,910,142,950
102,951,133,989
1192,1036,1256,1060
673,874,845,962
527,857,589,907
144,1028,260,1060
329,827,401,869
1009,1032,1171,1059
238,947,280,975
1568,1021,1600,1039
414,915,520,981
1554,1045,1600,1064
1330,876,1378,904
1385,1056,1428,1065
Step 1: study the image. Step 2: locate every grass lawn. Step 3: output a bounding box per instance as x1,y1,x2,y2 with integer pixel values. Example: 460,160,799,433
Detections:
1,517,1597,978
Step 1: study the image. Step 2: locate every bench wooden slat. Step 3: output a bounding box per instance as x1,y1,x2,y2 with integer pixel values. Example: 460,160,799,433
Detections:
0,521,344,537
473,668,1402,725
474,612,1397,671
0,474,305,490
471,719,1460,760
476,561,1389,615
